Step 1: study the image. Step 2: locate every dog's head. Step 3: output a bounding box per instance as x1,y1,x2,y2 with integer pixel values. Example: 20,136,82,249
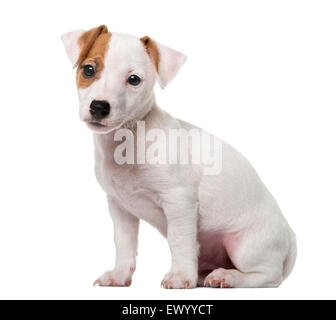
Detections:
62,25,186,133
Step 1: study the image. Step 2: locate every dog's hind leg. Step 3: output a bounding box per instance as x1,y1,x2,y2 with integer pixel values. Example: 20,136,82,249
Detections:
204,267,283,288
203,221,294,288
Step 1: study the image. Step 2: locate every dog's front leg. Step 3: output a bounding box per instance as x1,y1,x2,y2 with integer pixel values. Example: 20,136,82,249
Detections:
160,189,199,289
94,195,139,287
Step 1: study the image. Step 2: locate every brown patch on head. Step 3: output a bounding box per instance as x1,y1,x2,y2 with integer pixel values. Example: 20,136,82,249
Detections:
76,25,111,89
140,36,160,72
75,25,108,67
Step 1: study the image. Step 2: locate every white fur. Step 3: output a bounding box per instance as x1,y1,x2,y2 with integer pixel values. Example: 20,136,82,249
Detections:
62,29,297,288
154,41,187,89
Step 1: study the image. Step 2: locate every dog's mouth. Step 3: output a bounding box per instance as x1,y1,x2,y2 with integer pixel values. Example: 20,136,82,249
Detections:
86,121,111,133
84,118,126,134
88,121,105,127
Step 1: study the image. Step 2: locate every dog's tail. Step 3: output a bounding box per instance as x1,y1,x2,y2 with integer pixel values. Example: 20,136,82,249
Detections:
283,229,297,279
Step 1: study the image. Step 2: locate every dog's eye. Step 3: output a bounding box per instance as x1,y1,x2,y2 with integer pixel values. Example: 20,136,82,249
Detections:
127,75,141,86
82,64,96,78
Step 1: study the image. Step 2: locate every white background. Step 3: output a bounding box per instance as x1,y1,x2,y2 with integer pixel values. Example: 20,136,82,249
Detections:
0,0,335,300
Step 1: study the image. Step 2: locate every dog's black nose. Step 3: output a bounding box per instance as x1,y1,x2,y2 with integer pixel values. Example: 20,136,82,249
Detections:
90,100,110,120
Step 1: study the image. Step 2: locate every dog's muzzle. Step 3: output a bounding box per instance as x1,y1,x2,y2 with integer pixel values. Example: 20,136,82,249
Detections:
90,100,110,120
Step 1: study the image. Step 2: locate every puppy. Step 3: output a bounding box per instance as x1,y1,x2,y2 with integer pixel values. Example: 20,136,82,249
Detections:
62,25,296,288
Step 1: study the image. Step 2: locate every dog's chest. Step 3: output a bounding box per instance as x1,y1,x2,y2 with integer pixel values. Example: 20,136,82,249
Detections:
92,134,167,232
95,157,142,201
94,153,166,230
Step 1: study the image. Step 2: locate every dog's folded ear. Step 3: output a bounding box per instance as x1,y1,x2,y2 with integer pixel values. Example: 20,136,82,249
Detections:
61,25,108,68
61,29,85,67
140,36,187,89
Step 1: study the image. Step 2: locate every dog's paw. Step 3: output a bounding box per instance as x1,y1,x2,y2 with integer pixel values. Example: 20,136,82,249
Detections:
204,268,234,288
93,266,135,287
161,271,197,289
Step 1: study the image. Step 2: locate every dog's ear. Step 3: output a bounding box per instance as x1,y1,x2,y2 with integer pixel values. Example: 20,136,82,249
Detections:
61,25,108,68
140,36,187,89
61,30,85,67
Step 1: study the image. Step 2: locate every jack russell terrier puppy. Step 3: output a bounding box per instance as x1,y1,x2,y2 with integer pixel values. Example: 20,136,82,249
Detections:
62,25,296,288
